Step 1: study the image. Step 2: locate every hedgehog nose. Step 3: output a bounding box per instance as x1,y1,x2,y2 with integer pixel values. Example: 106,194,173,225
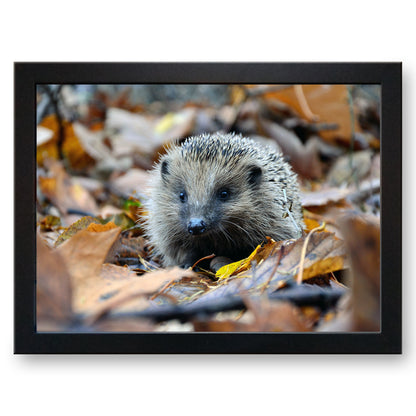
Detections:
188,218,206,235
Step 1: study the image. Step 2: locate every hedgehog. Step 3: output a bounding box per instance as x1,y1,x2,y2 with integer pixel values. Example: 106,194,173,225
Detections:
144,133,304,267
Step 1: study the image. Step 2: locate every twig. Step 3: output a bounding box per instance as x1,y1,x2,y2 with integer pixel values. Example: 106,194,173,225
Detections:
296,222,326,285
39,85,65,161
260,245,285,294
149,279,176,301
89,285,347,324
346,86,359,189
191,253,215,270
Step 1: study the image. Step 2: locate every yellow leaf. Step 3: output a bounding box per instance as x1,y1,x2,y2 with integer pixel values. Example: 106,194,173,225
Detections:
154,113,175,134
216,243,263,280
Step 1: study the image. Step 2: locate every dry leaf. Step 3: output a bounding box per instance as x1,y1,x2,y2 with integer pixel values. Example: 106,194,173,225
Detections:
341,215,380,331
38,160,98,216
86,267,198,324
156,107,197,141
247,232,347,289
72,122,113,161
36,234,73,330
54,216,101,246
194,298,311,332
301,187,351,207
259,85,362,146
190,232,347,308
37,114,95,170
109,168,151,199
327,150,373,186
106,107,163,154
258,117,323,179
56,227,121,312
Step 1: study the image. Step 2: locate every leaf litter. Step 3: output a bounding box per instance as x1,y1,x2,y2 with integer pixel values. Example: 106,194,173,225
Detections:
35,84,381,332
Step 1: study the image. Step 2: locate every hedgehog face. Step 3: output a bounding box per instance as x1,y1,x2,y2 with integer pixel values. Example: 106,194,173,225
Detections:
158,152,263,241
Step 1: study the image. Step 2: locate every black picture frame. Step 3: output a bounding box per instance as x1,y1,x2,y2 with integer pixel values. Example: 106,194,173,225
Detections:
14,62,402,354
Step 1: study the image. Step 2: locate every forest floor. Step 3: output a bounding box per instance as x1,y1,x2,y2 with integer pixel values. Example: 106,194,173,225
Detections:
36,84,381,333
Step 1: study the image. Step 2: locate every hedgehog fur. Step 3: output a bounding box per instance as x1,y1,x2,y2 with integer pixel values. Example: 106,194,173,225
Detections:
144,133,304,267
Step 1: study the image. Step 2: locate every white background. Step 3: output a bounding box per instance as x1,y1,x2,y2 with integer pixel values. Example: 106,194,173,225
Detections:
1,1,413,415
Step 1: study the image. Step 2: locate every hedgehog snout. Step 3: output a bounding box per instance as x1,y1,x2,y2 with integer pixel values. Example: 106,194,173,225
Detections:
187,218,207,235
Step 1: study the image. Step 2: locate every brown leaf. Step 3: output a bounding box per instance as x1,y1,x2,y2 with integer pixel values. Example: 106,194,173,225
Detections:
245,297,313,331
248,231,347,289
104,235,147,265
341,215,380,331
92,317,155,332
36,234,73,330
109,168,151,199
38,160,98,216
54,216,101,246
37,114,95,170
105,107,164,154
327,150,373,186
301,187,351,207
258,85,362,146
70,263,146,317
72,122,113,162
86,267,198,324
190,232,347,307
56,227,121,312
194,299,311,332
258,117,322,179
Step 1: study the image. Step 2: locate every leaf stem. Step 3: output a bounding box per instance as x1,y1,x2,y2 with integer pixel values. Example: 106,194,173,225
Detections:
296,222,326,285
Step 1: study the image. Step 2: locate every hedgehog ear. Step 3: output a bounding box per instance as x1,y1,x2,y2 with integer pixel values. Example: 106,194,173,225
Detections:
161,160,169,181
248,165,262,187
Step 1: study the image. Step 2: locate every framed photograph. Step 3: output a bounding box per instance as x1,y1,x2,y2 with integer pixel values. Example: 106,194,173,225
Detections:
14,62,401,353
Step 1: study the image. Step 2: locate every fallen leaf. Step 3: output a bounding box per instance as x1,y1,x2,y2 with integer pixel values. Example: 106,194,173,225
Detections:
109,168,151,199
72,122,113,162
86,221,118,232
247,232,347,289
38,160,98,216
303,217,322,232
216,242,265,280
327,150,373,186
106,107,164,154
301,187,351,207
86,267,198,324
36,234,73,330
258,117,323,179
259,85,362,146
340,214,380,331
155,108,196,141
38,215,61,232
104,235,148,266
194,298,311,332
38,114,95,170
56,227,121,312
37,126,54,146
189,232,348,309
54,216,101,246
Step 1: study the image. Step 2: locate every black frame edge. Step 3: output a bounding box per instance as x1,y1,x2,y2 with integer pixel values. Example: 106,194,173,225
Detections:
14,62,402,354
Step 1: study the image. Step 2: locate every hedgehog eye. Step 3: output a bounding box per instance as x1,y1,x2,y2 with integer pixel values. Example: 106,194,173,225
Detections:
217,188,230,201
179,191,187,203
